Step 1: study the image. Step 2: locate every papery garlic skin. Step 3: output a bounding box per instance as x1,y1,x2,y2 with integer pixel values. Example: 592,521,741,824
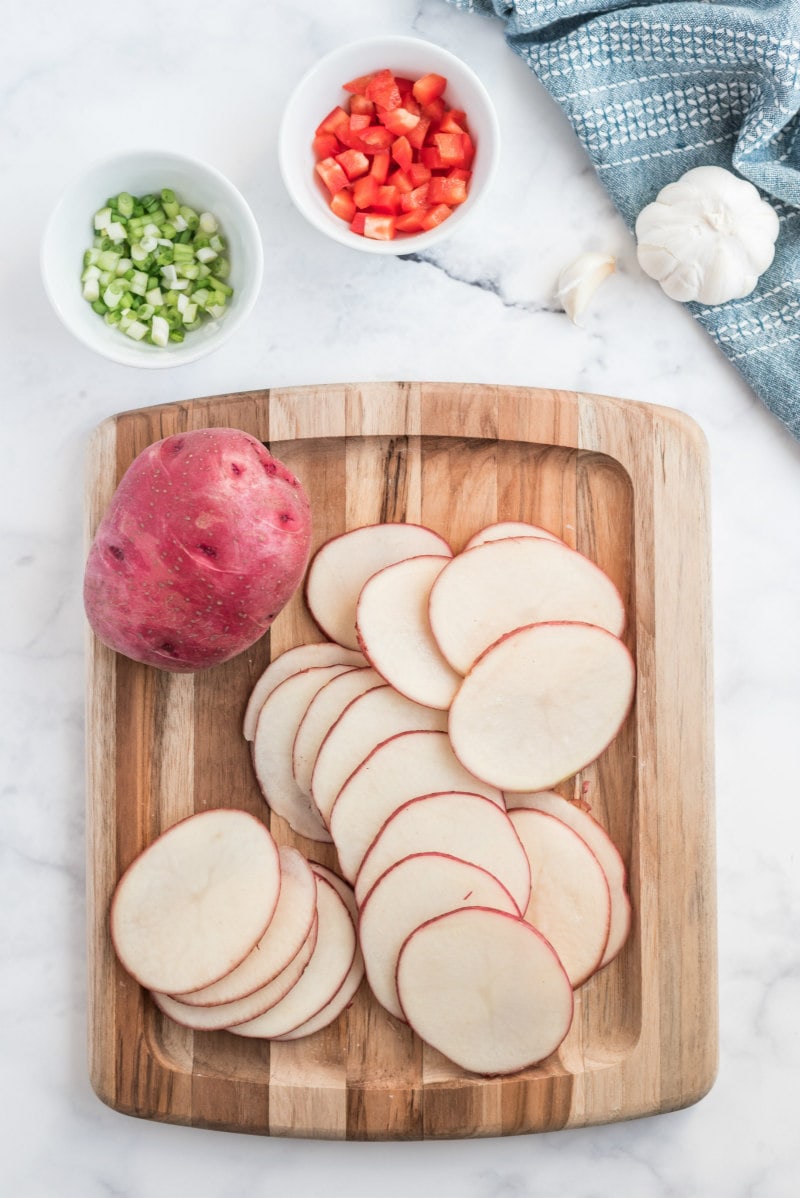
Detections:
635,165,779,306
556,252,616,324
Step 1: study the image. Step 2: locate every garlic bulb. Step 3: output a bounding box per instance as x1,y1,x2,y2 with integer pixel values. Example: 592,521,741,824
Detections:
635,165,779,306
556,252,616,324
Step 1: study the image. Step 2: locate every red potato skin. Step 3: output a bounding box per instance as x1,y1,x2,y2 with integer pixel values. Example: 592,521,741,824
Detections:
84,428,312,671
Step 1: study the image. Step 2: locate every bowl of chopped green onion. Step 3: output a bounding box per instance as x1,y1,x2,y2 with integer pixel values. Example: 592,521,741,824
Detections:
41,150,263,367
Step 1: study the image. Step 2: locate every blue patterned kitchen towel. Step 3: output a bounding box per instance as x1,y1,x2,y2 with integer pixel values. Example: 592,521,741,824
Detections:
449,0,800,439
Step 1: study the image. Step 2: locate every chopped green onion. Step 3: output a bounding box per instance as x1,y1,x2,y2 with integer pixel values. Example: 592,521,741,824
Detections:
81,187,233,348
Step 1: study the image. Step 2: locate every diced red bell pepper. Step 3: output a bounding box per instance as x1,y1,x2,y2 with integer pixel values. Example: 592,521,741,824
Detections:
343,73,373,94
338,112,371,149
407,116,431,151
394,209,428,233
433,133,468,167
353,174,380,209
400,183,430,213
316,106,350,139
408,162,432,187
330,188,356,222
315,156,349,196
349,94,376,117
412,73,447,105
439,110,466,134
363,214,396,240
335,148,370,180
358,125,395,151
420,203,453,230
365,69,402,111
391,135,413,173
314,68,474,240
422,98,446,128
427,176,468,205
312,132,340,160
369,150,391,183
372,185,401,214
380,106,420,136
389,169,414,195
420,145,446,171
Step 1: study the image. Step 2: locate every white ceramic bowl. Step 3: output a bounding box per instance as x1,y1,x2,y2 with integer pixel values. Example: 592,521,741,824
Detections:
41,150,263,368
279,36,500,255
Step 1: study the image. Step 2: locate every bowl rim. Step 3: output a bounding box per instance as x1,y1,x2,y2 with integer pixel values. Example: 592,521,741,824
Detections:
278,34,501,256
40,148,264,369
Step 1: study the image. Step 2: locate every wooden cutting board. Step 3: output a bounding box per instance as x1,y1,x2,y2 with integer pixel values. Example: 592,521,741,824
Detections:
85,382,717,1139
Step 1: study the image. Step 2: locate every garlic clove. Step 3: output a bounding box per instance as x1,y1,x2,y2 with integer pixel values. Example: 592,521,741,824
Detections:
556,252,616,325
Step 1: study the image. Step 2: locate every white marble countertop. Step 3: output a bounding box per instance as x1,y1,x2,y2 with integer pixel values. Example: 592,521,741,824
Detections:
3,1,800,1195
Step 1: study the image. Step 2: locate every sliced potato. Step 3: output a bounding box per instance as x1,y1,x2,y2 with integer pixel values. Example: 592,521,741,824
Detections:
428,537,626,674
354,790,531,912
310,685,447,825
508,808,611,987
243,642,366,740
358,853,520,1020
508,791,631,968
292,667,383,796
110,809,280,995
305,522,452,651
355,555,461,709
329,729,504,884
230,876,357,1039
252,664,355,841
448,621,635,792
272,863,365,1041
151,914,318,1030
396,907,573,1075
463,520,564,549
172,846,318,1005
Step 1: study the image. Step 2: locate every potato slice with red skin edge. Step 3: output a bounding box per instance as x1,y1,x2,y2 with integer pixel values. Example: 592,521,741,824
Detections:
171,846,318,1005
230,876,357,1038
110,809,280,995
84,428,311,672
308,862,358,923
310,685,447,825
292,667,384,795
152,913,319,1030
396,907,574,1076
243,643,366,740
252,664,356,842
354,791,531,911
508,808,611,987
271,862,366,1041
509,791,631,968
355,555,461,710
358,853,520,1020
463,521,565,550
330,730,504,884
428,537,626,674
305,522,452,651
449,622,636,792
271,948,365,1041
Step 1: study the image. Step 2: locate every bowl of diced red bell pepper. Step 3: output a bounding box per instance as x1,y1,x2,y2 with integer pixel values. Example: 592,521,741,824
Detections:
279,36,500,253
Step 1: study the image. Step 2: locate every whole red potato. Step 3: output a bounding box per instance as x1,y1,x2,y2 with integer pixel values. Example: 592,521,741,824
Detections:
84,427,312,671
